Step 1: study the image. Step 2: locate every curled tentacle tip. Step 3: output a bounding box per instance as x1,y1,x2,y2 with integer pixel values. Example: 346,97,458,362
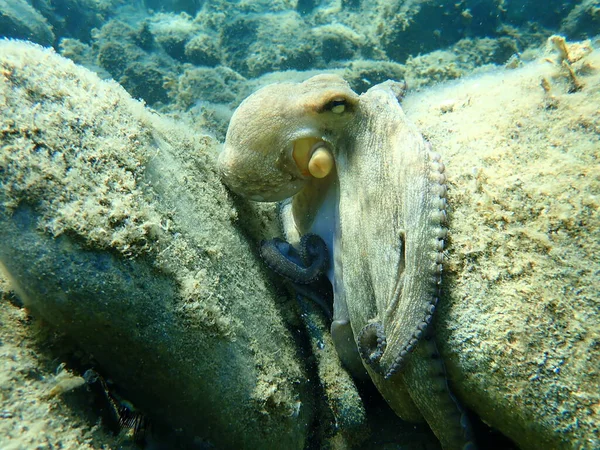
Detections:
300,233,329,269
358,322,387,371
259,235,328,285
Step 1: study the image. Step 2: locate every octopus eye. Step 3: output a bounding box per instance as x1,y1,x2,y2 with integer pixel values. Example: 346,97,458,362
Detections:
326,98,347,114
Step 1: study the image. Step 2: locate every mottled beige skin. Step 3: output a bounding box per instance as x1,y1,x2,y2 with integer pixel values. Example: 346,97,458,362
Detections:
219,75,473,450
219,75,359,202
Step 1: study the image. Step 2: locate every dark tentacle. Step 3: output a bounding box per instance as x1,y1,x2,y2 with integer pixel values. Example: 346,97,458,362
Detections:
357,322,387,370
290,279,333,320
259,233,328,284
259,233,333,318
299,233,328,271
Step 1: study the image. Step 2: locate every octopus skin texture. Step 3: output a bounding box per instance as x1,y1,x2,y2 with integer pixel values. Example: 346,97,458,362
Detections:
218,74,476,450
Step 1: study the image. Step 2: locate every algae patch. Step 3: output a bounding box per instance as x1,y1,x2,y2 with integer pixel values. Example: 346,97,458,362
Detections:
0,45,162,257
0,40,241,339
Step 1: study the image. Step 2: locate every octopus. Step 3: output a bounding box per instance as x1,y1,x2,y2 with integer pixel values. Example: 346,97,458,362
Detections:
218,74,476,450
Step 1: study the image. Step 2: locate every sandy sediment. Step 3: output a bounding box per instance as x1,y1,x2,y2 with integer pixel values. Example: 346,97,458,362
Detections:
0,277,139,450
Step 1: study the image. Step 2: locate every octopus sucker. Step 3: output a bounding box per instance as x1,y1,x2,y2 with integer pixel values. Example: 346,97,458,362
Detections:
357,322,387,369
218,74,475,450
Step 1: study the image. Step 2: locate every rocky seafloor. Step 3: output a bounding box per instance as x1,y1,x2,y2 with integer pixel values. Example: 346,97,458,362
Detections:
0,1,599,449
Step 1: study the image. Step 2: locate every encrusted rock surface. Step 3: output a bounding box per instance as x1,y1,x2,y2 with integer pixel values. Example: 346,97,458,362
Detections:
404,46,600,450
1,33,599,450
0,40,312,449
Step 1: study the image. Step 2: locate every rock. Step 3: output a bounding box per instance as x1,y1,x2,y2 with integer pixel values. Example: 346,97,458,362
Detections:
149,12,200,62
560,0,600,39
174,65,246,107
30,0,116,43
3,32,599,449
97,39,144,79
403,46,600,449
143,0,204,15
89,20,179,106
342,59,406,93
0,279,139,449
312,23,364,63
184,33,221,66
220,11,315,77
121,61,171,105
0,40,312,449
0,0,54,46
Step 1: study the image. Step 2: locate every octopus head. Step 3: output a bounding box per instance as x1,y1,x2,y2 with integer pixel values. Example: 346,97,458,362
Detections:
218,75,358,201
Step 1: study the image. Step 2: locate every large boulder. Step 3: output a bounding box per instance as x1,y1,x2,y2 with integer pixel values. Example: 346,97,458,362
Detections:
0,40,312,449
404,44,600,449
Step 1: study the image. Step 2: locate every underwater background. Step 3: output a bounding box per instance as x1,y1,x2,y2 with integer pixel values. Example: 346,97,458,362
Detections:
0,1,599,450
1,0,598,139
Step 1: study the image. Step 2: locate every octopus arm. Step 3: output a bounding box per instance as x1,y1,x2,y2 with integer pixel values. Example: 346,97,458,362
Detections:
401,334,477,450
335,83,447,379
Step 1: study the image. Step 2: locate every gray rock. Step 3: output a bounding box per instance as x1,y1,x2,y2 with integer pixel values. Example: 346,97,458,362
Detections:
0,40,312,449
403,45,600,449
0,0,54,45
184,33,221,66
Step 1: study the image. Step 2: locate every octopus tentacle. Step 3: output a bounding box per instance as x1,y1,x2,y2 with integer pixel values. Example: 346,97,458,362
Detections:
299,233,329,271
402,330,477,450
259,233,328,284
357,322,387,370
218,76,474,449
384,144,448,379
260,234,333,319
